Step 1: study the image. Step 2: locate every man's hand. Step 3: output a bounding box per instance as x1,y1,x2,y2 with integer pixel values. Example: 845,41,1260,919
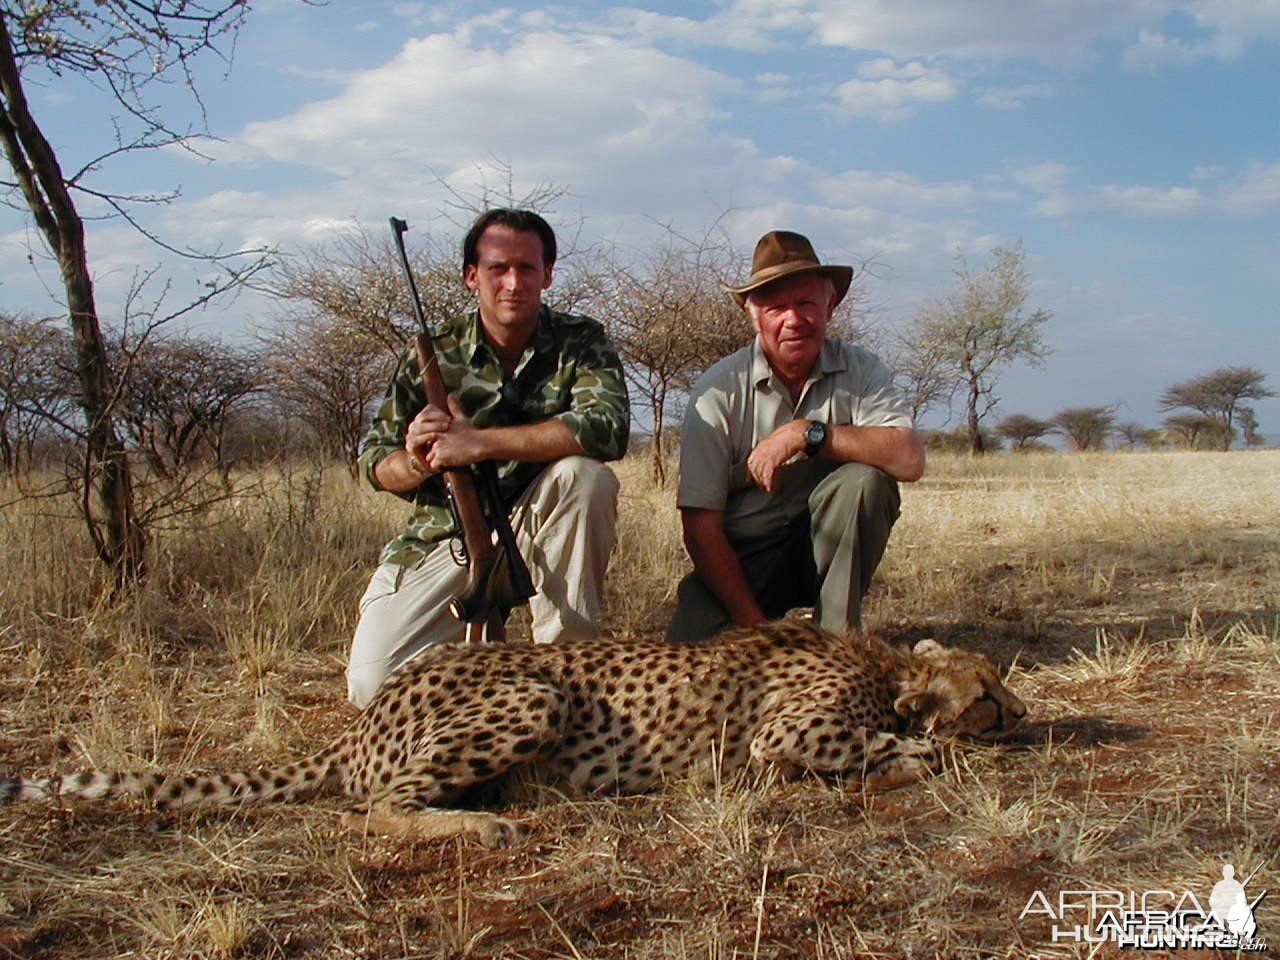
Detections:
423,394,489,470
747,420,807,492
404,400,451,472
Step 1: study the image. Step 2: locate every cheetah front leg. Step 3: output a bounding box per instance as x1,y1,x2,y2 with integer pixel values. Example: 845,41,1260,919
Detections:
343,803,525,848
749,708,943,791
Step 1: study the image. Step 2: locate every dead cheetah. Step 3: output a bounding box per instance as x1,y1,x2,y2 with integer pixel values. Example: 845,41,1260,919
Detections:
1,621,1025,845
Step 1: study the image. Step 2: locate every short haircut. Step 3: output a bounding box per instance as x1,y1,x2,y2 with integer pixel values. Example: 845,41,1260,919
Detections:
462,208,558,270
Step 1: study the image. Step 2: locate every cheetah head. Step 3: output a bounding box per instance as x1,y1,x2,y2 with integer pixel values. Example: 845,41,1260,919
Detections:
893,639,1026,739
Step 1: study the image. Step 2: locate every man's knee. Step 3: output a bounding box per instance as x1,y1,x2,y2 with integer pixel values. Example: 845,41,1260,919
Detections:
810,462,900,519
346,658,387,710
538,456,619,512
542,455,619,491
666,572,730,644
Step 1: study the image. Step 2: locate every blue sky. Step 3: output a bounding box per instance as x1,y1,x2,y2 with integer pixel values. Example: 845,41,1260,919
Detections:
4,0,1279,435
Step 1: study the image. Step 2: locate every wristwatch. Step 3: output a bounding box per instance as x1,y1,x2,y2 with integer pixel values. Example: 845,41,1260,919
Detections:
803,420,827,458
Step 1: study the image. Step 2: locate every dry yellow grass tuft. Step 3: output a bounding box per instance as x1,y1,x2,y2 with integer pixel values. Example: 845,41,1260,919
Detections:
1,449,1278,958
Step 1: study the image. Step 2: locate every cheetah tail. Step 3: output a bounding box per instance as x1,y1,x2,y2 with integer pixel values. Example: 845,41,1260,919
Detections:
0,751,342,810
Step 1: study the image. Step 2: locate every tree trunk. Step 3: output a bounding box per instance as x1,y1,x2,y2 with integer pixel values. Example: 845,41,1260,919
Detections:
966,378,985,455
0,17,145,585
650,383,667,486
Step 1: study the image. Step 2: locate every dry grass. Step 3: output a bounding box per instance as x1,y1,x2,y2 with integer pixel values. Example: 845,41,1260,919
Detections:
2,449,1279,958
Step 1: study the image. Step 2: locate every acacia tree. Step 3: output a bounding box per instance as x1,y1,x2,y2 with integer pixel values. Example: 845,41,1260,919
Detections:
0,2,266,585
264,226,475,463
0,311,77,473
260,312,397,463
1237,406,1264,447
886,329,952,423
1113,421,1148,450
590,225,749,483
1052,405,1117,451
904,244,1052,454
1158,366,1273,451
113,333,260,480
995,413,1052,452
1162,412,1227,450
270,225,471,365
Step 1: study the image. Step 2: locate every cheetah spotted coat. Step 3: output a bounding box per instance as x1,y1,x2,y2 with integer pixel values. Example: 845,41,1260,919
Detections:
2,621,1025,844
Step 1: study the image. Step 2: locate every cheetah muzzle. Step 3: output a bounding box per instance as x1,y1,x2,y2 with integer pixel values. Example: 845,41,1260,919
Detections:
1,622,1026,846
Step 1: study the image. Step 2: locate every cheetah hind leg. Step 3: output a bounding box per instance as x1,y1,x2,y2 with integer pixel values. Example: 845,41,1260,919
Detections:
341,678,571,847
341,803,526,848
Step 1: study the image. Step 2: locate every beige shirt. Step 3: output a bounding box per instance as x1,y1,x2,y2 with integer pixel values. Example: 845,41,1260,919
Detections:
676,336,912,543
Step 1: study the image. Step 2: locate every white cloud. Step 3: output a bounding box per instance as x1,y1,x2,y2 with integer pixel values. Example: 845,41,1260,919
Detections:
978,82,1056,110
1190,0,1280,44
609,1,1280,72
1121,27,1238,69
1033,181,1207,218
816,169,977,208
602,5,779,51
1219,163,1280,216
833,59,957,119
798,0,1154,65
1095,184,1206,217
225,26,736,206
1012,161,1075,192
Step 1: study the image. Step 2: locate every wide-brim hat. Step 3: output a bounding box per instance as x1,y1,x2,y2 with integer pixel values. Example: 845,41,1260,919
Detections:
724,230,854,308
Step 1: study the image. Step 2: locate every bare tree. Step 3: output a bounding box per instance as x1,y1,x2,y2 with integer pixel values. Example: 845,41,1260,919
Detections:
588,224,751,483
1237,406,1264,447
1158,366,1273,451
432,159,601,314
0,2,270,585
921,425,1002,454
995,413,1052,452
269,225,471,362
264,226,477,463
259,313,393,464
886,329,953,424
1162,412,1228,450
903,244,1052,454
0,311,77,473
1052,405,1117,451
1113,421,1148,450
1140,427,1166,451
113,333,260,480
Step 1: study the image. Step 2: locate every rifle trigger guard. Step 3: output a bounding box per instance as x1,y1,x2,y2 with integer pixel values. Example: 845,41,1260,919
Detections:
445,495,468,567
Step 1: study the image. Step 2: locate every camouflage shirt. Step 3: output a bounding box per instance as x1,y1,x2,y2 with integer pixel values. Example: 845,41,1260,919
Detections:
359,306,630,566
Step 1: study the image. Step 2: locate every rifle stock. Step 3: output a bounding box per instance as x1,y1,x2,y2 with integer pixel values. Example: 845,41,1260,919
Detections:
391,217,534,642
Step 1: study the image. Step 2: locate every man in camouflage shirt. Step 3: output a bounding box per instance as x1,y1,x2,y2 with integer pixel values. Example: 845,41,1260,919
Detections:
347,209,629,708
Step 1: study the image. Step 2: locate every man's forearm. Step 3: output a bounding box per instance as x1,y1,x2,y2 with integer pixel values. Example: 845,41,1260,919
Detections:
823,424,925,482
470,418,585,464
381,418,588,487
681,509,767,628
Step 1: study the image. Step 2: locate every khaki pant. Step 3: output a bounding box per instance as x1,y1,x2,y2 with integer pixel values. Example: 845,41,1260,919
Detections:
347,456,619,707
667,462,900,644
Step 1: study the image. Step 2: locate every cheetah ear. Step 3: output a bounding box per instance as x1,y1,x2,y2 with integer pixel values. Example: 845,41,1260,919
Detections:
912,639,944,656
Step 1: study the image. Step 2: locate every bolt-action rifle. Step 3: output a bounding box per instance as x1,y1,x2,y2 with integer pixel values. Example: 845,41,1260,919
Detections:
389,216,535,643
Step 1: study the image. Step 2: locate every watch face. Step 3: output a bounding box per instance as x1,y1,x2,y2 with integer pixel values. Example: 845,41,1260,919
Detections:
805,421,826,452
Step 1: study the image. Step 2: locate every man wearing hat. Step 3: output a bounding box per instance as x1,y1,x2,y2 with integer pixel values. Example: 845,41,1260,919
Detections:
667,230,925,643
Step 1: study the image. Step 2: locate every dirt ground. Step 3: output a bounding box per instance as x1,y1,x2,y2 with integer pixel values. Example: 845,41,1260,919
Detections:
1,450,1277,958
